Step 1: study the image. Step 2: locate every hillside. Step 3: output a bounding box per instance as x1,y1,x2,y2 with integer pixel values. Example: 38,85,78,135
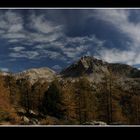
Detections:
1,56,140,125
15,67,56,85
61,56,140,78
60,56,140,85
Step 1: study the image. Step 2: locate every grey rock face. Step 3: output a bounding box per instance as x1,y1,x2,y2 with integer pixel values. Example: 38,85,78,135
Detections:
15,67,56,85
60,56,140,79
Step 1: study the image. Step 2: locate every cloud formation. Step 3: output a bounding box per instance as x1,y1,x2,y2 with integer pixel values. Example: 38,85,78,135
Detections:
92,9,140,65
0,9,140,72
3,10,105,62
10,46,25,52
52,65,62,71
0,67,9,72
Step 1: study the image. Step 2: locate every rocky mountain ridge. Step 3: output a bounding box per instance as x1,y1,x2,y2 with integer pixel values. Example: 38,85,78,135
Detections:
61,56,140,78
1,56,140,84
14,67,56,85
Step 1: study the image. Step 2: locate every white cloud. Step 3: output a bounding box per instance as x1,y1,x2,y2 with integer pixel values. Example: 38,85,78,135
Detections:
0,67,9,72
93,10,129,26
8,39,21,43
98,48,136,65
0,11,63,46
93,9,140,45
31,34,105,61
0,10,104,62
59,35,105,59
2,33,26,39
9,51,39,60
1,9,140,68
9,47,62,60
30,14,63,34
0,10,23,32
10,46,25,52
28,32,62,43
92,9,140,65
0,30,5,34
43,50,61,59
52,65,62,71
8,24,23,33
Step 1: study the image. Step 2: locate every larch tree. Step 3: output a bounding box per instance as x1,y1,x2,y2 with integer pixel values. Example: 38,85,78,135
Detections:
97,69,117,124
4,73,21,107
18,78,32,114
0,74,19,123
74,77,97,124
61,81,77,123
31,80,49,112
42,79,65,119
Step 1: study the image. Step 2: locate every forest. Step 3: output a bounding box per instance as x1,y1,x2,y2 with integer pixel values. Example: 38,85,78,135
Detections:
0,70,140,125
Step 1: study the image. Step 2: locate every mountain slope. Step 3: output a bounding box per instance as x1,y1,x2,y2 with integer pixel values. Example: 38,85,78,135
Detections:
61,56,108,77
60,56,140,79
2,56,140,125
15,67,56,84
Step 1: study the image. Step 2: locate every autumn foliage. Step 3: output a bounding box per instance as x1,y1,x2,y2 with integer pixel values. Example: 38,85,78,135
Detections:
1,71,140,125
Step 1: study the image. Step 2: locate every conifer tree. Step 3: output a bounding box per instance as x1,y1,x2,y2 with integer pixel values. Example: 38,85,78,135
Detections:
74,77,96,124
18,78,32,114
4,73,20,106
42,79,64,119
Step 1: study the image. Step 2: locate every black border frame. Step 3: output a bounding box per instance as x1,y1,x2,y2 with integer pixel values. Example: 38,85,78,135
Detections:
0,0,140,138
0,0,140,7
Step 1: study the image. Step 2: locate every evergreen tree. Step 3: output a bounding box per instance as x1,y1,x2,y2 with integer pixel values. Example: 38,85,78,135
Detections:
74,77,97,124
18,78,32,114
32,81,48,112
61,81,77,123
4,73,20,106
42,80,64,119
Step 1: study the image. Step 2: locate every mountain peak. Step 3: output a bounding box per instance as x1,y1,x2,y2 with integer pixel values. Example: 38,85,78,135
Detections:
79,56,105,66
60,56,107,77
15,67,56,84
60,56,140,79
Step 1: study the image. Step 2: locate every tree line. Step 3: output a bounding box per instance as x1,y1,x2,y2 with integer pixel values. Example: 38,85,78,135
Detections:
1,72,140,124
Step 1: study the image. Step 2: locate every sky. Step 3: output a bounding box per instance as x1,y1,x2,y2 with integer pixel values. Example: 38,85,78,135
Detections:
0,9,140,73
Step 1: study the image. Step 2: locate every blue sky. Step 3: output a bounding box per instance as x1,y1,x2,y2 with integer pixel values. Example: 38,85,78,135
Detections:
0,9,140,73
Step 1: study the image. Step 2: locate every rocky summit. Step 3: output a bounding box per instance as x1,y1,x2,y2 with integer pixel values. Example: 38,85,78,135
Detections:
61,56,108,77
61,56,140,80
14,67,56,85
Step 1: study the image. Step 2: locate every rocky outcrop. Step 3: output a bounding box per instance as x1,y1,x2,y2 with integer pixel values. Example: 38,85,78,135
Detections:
60,56,108,77
83,121,107,125
60,56,140,79
17,109,43,125
15,67,56,85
